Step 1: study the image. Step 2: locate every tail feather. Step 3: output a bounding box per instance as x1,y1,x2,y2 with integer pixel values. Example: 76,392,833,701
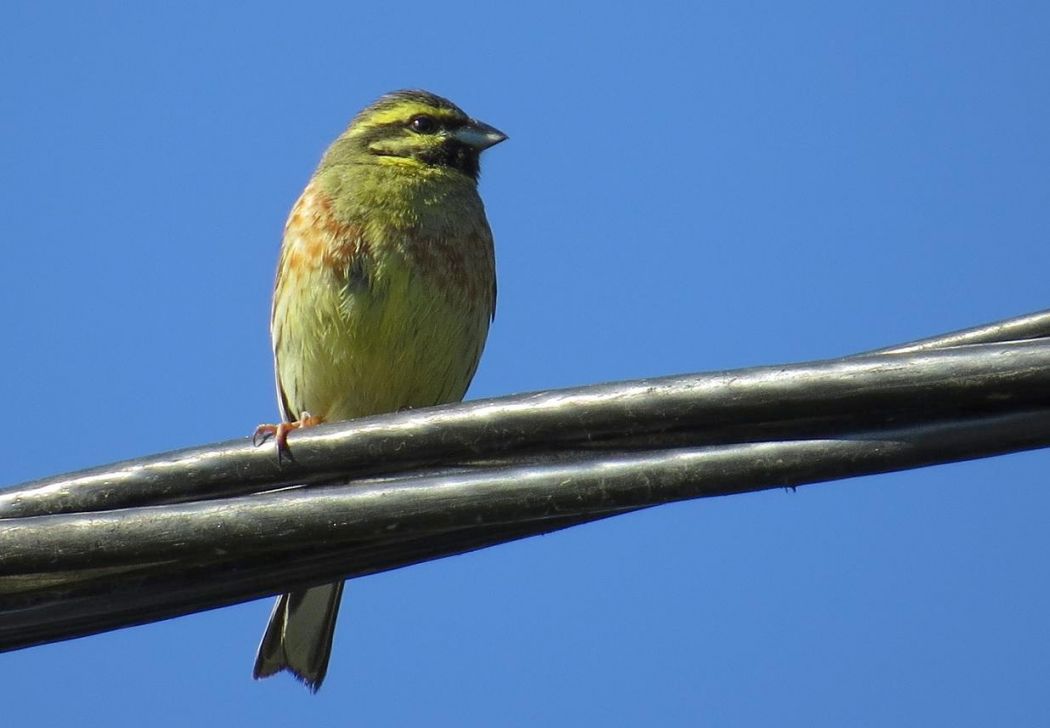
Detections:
253,581,345,692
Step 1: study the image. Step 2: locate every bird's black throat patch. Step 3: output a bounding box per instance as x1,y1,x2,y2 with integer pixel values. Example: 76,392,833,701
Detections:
415,140,481,179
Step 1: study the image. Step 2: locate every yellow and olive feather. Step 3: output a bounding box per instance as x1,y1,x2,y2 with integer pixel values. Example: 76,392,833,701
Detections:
253,90,505,691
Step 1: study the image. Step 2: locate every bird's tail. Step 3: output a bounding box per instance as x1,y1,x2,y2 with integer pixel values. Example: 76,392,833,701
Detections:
253,581,345,692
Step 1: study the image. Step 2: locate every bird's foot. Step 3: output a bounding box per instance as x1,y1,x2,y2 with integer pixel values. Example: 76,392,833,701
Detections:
252,412,324,461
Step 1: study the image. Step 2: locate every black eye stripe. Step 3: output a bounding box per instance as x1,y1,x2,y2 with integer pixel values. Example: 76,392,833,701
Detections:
359,115,466,140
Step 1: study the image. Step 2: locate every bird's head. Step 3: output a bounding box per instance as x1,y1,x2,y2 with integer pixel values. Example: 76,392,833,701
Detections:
323,90,507,180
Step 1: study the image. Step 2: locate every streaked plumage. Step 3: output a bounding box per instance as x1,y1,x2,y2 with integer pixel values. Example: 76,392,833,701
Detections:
252,90,505,691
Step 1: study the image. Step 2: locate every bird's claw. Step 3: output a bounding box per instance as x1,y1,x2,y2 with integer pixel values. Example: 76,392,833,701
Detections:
251,413,324,462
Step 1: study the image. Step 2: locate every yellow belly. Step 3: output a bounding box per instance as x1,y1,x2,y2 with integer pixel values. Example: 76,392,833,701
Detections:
272,244,491,422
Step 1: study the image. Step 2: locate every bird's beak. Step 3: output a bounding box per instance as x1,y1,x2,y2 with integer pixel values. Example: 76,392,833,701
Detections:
453,120,508,150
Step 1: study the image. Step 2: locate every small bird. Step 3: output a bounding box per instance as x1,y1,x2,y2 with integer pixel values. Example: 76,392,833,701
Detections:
251,90,506,691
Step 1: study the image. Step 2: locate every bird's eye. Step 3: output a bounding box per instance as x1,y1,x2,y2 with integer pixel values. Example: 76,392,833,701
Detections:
409,115,438,134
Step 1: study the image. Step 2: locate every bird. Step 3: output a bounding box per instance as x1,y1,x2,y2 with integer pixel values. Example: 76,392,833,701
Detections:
251,90,506,691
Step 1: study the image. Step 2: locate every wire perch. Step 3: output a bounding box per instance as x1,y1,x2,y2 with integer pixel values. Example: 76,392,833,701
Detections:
2,309,1050,651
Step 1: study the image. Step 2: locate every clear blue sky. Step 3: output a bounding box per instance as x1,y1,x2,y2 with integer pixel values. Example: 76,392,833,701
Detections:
2,2,1048,725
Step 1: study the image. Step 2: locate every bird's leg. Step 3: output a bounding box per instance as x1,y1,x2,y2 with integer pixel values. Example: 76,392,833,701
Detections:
252,411,325,460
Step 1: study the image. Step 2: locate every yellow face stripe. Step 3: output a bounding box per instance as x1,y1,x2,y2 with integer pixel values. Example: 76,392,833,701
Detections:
352,102,465,133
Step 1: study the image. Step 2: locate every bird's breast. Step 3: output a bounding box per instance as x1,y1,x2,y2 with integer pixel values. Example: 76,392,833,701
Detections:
271,182,495,422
